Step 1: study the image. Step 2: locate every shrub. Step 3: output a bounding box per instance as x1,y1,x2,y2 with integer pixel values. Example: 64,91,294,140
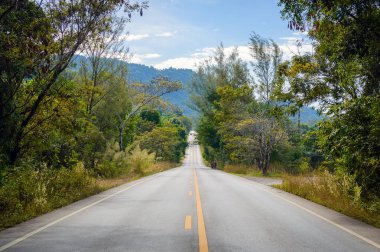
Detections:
128,145,155,176
0,162,97,230
223,164,249,174
95,141,129,178
276,171,380,228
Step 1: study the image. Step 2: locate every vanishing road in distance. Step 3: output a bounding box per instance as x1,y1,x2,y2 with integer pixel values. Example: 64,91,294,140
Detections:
1,132,380,251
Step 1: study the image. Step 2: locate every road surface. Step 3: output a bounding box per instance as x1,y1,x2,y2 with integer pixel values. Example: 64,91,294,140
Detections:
1,142,379,251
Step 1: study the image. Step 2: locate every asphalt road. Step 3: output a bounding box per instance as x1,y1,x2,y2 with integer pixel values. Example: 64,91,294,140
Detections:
1,141,380,251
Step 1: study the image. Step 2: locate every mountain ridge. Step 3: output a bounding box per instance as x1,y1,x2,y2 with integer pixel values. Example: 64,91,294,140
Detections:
71,55,322,124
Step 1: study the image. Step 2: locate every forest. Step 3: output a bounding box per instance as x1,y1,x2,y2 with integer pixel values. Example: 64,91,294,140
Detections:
191,0,380,226
0,0,190,229
0,0,379,229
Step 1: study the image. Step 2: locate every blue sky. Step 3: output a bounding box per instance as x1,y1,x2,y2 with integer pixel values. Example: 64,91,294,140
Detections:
121,0,311,69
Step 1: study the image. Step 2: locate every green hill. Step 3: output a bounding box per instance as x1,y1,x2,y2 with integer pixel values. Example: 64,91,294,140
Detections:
70,55,322,124
71,55,195,115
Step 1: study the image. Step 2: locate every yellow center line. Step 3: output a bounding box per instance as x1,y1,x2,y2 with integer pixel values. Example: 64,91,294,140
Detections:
193,168,209,252
185,215,192,230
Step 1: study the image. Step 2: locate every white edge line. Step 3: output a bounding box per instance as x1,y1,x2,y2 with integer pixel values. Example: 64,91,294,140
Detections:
229,172,380,250
0,175,159,251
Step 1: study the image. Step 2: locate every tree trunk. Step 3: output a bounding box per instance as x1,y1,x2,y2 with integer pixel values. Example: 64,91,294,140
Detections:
297,109,301,134
9,142,20,165
118,126,123,151
262,165,268,176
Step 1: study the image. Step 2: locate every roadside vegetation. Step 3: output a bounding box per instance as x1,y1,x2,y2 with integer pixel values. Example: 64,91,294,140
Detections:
192,0,380,227
0,0,191,230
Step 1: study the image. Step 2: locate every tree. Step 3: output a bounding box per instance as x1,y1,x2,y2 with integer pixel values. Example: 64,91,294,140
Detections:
93,65,131,147
135,108,161,134
116,77,181,150
279,0,380,96
249,32,282,103
236,115,287,175
274,54,320,131
137,123,187,163
190,45,252,164
79,20,129,115
0,0,148,165
278,0,380,197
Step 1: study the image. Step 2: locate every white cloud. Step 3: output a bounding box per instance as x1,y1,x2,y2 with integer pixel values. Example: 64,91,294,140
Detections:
155,32,175,37
141,53,161,59
279,36,299,42
279,44,313,60
278,34,314,60
154,46,252,70
130,53,161,64
152,31,314,70
155,57,201,69
119,33,150,42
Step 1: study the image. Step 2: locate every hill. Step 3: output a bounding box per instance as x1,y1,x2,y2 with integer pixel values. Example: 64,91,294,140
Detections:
126,63,195,115
71,55,195,115
70,55,322,124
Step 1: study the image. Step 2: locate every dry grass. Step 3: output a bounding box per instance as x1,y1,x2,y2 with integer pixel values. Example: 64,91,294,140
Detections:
144,161,179,175
275,173,380,228
0,161,178,231
223,164,283,178
95,161,178,190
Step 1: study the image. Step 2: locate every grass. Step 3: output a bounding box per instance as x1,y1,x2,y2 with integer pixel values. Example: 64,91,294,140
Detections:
275,174,380,228
223,164,283,178
0,161,179,231
222,163,380,228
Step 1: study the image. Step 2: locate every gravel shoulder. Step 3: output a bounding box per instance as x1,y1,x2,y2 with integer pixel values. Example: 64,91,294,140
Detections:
241,175,283,186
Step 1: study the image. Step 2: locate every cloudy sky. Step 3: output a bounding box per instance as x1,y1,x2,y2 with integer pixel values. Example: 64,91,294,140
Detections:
120,0,312,70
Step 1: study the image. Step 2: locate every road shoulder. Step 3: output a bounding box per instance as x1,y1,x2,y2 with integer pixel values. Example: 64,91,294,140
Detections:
227,171,380,249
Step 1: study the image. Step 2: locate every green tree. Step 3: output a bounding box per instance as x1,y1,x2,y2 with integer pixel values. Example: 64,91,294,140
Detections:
92,66,132,149
274,54,320,131
278,0,380,197
249,32,282,103
0,0,148,165
190,45,251,164
137,122,187,163
279,0,379,95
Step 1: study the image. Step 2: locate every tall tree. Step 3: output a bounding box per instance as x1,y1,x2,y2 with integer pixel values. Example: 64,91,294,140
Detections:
0,0,148,164
278,0,380,197
116,77,181,150
236,115,287,175
190,45,252,164
249,32,282,103
279,0,380,96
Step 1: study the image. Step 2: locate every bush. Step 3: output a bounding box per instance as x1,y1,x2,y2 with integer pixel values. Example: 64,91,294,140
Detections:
128,145,155,176
0,162,97,230
223,164,249,174
137,124,187,163
95,141,129,178
276,171,380,228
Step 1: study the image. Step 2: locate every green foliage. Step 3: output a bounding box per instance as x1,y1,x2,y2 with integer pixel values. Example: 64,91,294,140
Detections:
0,162,97,229
140,108,161,125
137,122,187,163
317,97,380,198
128,145,155,176
277,0,380,198
95,141,129,178
0,0,196,230
249,32,282,102
0,0,148,164
190,45,252,166
279,0,380,95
